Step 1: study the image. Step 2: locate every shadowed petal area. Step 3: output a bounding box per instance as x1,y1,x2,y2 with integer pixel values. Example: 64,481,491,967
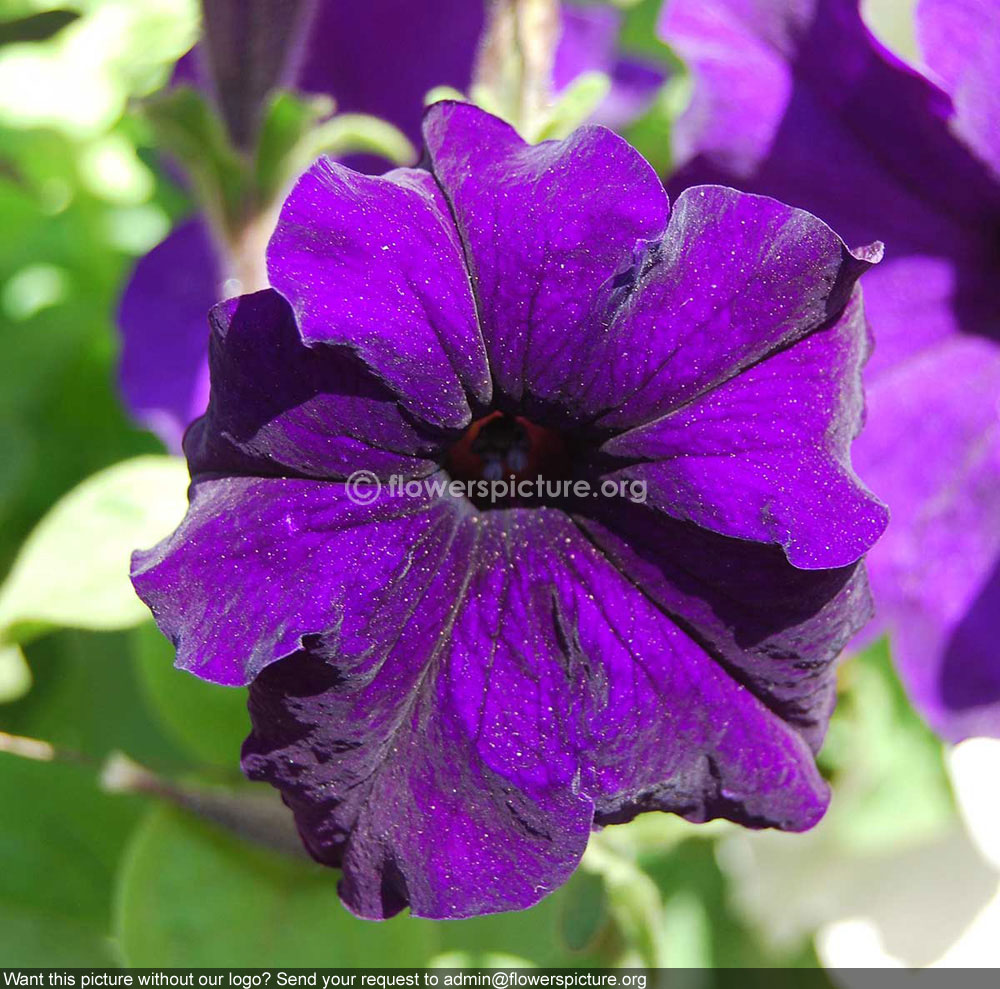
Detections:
605,288,887,569
245,647,593,922
574,502,872,751
578,184,879,429
918,0,1000,176
130,477,473,686
422,102,669,416
938,565,1000,733
267,161,489,430
185,289,444,480
118,219,217,454
243,507,829,920
894,566,1000,744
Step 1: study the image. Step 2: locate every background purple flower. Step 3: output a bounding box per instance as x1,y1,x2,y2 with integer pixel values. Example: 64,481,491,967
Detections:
660,0,1000,742
132,103,886,919
117,1,666,455
554,3,665,129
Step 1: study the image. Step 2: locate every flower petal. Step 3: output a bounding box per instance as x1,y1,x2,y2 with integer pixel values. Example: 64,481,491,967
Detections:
660,0,998,222
574,500,872,751
599,59,668,131
578,184,878,429
267,161,489,430
553,4,622,90
422,101,669,417
604,286,887,569
659,0,999,378
243,509,829,919
245,648,594,921
130,476,472,686
117,219,217,453
185,289,442,480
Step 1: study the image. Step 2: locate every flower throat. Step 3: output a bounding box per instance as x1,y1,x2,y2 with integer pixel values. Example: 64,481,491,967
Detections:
445,412,573,505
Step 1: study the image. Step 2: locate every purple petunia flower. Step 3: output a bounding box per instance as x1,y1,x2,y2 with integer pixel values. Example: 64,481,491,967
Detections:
131,102,887,919
659,0,1000,742
117,1,665,454
554,3,665,129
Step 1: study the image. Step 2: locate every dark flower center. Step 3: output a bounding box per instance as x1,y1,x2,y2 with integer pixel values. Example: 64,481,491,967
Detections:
445,412,572,507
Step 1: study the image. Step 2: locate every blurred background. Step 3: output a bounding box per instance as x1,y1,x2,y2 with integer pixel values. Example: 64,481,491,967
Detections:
1,0,998,971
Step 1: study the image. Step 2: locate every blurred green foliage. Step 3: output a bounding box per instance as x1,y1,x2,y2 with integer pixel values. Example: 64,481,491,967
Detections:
0,122,165,574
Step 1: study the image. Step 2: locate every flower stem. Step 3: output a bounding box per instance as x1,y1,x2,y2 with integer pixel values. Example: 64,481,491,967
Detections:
1,730,304,858
474,0,561,138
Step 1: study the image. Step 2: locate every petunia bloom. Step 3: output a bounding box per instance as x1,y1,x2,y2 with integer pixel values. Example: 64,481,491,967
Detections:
132,102,886,919
554,3,665,129
659,0,1000,741
117,1,665,453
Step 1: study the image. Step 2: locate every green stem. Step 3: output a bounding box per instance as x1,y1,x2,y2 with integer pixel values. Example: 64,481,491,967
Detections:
1,730,304,858
473,0,561,137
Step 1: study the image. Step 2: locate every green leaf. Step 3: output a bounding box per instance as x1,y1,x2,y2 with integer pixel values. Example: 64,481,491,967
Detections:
616,0,689,176
558,868,608,952
580,833,666,966
618,0,677,61
131,620,249,772
4,628,187,773
0,626,186,964
0,10,80,47
0,643,30,703
256,92,415,204
116,801,627,966
438,868,613,966
0,754,139,965
284,113,416,184
819,638,956,852
116,805,441,966
0,124,165,573
640,836,821,968
0,455,189,646
146,86,414,245
621,73,691,177
254,90,332,205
